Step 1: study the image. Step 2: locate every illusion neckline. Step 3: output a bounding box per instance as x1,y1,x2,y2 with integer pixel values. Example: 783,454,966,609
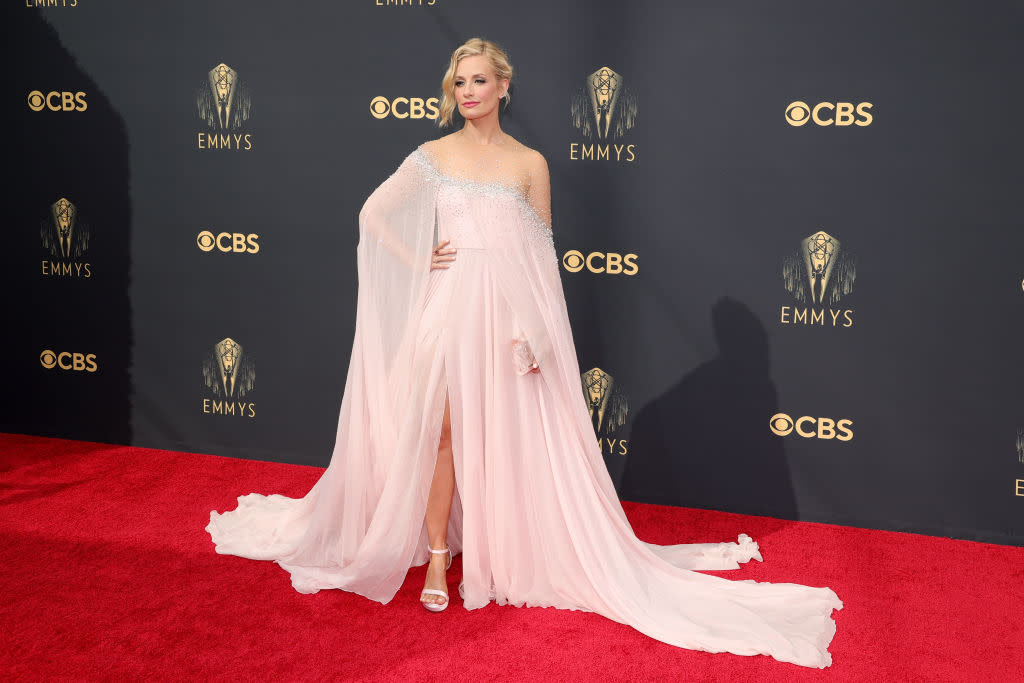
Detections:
412,146,552,230
413,146,524,197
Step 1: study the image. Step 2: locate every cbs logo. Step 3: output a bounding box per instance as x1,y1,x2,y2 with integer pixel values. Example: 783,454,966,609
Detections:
369,96,440,120
562,250,639,275
27,90,87,112
769,413,853,441
40,350,98,372
197,231,260,254
785,101,872,127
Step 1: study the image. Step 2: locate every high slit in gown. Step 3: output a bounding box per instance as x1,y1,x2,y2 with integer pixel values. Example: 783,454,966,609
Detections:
206,144,842,668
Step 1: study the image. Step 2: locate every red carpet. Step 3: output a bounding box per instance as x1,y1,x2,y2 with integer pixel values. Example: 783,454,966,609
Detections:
0,433,1021,681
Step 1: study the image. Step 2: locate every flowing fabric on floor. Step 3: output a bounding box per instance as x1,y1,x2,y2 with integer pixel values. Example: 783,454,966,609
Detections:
206,145,842,668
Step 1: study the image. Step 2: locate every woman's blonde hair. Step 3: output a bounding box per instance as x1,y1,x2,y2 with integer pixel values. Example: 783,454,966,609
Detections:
438,38,513,128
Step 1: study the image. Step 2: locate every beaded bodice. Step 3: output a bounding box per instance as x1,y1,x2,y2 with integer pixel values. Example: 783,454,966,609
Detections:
410,146,555,258
435,176,523,249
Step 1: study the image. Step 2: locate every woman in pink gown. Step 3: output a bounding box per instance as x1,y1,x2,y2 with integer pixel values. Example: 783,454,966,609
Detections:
207,38,842,668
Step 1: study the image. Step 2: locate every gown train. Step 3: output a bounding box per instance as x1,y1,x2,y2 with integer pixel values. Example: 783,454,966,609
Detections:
207,146,842,668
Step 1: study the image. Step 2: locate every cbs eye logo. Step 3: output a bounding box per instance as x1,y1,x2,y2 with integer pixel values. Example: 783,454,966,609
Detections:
769,413,853,441
196,230,259,254
40,350,98,372
27,91,88,112
562,250,639,276
785,101,872,127
369,96,440,120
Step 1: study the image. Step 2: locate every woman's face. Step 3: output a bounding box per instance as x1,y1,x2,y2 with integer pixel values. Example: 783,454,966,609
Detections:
454,54,507,122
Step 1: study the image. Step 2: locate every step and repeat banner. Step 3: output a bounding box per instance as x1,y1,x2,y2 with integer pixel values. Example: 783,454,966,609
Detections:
6,1,1024,545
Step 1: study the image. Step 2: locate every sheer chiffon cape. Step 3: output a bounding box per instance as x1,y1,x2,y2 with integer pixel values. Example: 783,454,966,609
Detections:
206,146,842,668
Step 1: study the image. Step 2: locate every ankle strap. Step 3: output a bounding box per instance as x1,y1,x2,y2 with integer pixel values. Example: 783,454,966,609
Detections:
428,546,450,554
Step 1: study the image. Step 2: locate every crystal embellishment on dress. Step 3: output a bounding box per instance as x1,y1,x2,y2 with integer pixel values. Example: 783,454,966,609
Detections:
410,147,556,261
511,337,538,375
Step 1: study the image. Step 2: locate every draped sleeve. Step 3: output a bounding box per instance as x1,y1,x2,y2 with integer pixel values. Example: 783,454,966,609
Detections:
356,148,440,376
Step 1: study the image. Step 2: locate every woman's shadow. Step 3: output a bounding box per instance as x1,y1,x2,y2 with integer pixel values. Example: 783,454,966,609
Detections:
620,298,798,520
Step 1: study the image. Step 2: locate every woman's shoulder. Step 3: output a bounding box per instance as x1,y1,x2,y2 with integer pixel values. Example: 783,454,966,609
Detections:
508,139,548,179
418,133,459,156
422,134,545,157
413,134,547,181
412,135,459,170
504,136,546,162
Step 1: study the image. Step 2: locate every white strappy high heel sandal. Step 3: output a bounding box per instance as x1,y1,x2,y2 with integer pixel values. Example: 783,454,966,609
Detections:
421,545,452,613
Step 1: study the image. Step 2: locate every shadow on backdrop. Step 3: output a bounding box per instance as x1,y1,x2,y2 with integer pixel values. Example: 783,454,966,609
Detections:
3,6,132,445
620,298,797,520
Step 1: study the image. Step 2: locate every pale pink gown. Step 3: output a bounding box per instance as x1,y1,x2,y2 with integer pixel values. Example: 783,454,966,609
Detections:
207,143,842,668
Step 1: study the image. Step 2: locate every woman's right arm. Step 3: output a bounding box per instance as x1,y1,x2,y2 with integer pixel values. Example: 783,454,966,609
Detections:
358,152,431,270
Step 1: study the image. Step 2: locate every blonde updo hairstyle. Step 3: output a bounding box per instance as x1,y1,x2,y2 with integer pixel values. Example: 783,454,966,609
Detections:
438,38,513,128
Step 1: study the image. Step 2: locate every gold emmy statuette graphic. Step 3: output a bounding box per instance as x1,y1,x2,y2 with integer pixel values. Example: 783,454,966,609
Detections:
215,337,242,397
782,230,856,308
41,197,90,259
581,367,629,435
570,66,637,141
197,64,252,130
1017,429,1024,464
802,231,840,305
51,198,75,258
588,67,621,140
209,64,237,129
202,337,255,398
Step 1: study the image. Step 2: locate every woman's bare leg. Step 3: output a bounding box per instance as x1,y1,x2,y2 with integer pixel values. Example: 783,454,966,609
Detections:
422,392,455,606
